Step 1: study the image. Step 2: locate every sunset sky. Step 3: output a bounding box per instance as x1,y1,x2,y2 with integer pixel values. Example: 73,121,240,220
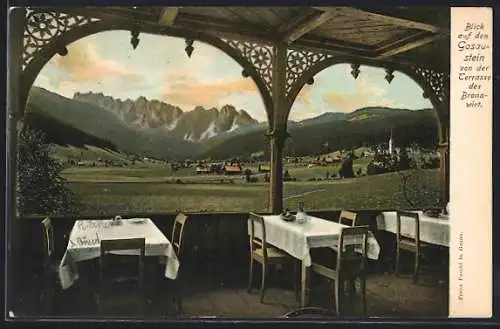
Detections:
33,30,432,122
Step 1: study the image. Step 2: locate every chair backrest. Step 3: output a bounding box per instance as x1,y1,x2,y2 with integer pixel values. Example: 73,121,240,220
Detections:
99,238,146,308
171,212,188,257
396,210,420,244
338,210,357,227
283,307,337,318
336,225,369,275
248,212,268,259
41,217,55,268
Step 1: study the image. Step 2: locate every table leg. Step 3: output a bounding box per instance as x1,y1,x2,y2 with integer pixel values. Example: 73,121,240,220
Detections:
300,261,308,307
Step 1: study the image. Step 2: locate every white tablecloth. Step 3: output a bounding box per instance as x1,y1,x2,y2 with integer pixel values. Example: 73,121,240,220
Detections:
248,215,380,267
376,211,450,247
59,218,179,290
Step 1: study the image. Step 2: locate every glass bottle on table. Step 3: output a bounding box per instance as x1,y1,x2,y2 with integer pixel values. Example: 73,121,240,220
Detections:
296,202,307,224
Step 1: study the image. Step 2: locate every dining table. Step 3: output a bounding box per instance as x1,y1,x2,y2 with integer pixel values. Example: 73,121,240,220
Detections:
249,214,381,307
376,211,450,247
58,218,180,290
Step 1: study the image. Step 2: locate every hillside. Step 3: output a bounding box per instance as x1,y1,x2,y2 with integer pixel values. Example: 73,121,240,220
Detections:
24,103,117,151
199,107,439,160
27,87,204,160
27,87,440,162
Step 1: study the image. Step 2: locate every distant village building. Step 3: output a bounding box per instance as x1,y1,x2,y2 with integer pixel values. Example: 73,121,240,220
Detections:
196,166,211,174
258,164,270,173
324,156,341,164
224,165,242,175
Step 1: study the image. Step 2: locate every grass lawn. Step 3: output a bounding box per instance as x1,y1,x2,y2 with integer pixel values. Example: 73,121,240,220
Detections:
63,166,440,216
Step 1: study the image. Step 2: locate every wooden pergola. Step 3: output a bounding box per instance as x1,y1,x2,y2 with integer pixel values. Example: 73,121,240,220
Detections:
7,6,451,216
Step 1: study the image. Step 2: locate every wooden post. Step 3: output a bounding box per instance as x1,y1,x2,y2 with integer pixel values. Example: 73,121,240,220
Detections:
438,140,449,209
267,130,288,214
268,42,288,214
7,6,26,313
438,111,450,210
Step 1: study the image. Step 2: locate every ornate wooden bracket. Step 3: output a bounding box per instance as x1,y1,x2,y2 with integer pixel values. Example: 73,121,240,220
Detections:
285,49,333,100
410,65,450,106
223,39,273,97
409,65,450,142
23,8,100,72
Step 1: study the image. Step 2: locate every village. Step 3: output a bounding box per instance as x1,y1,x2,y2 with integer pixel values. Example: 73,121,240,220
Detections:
59,137,441,185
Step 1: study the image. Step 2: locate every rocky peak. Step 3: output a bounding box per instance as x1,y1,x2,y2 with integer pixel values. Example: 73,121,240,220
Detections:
71,91,259,141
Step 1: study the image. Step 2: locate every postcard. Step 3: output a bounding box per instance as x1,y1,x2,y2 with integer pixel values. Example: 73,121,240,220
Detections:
5,5,492,320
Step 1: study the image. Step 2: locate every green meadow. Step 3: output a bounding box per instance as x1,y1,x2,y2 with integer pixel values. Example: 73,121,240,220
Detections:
61,164,440,216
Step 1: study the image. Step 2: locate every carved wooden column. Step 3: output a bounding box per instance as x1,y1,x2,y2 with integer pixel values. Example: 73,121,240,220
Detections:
268,42,288,214
7,6,26,313
267,129,288,214
411,65,450,209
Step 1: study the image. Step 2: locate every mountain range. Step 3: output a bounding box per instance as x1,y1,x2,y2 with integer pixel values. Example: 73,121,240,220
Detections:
26,86,440,160
73,92,258,142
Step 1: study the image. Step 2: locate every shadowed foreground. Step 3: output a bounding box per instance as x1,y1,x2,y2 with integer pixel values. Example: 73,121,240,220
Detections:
12,261,448,319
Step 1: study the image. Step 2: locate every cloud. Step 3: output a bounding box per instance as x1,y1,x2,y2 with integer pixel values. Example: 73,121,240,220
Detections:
322,74,394,112
161,63,260,110
50,39,141,83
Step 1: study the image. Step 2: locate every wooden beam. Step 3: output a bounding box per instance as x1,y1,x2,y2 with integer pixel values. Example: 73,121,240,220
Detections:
174,13,277,44
376,33,445,59
314,6,441,33
158,7,180,26
280,10,336,43
52,7,276,44
376,30,428,51
295,35,376,56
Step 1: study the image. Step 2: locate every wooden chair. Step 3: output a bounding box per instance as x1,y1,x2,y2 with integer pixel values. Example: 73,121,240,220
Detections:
98,238,146,316
247,212,291,303
171,212,188,257
170,212,188,313
41,217,60,314
395,211,431,284
311,226,369,316
338,210,357,227
283,306,337,318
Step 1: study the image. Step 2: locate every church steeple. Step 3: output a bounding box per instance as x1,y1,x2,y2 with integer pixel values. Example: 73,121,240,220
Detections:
388,127,394,154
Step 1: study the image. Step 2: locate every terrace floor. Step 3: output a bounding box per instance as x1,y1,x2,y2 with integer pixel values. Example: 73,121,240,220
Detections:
11,259,448,319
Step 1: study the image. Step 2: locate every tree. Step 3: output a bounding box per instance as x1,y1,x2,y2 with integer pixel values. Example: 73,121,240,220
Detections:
17,126,80,216
338,154,354,178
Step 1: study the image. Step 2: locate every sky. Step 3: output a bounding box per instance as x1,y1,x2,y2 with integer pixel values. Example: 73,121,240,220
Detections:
33,30,432,122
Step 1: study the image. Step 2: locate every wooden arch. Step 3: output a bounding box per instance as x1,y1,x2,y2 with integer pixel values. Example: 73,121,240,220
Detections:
19,15,274,125
284,56,449,144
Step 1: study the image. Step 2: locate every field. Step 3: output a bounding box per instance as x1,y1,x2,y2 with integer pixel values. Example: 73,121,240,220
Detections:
61,160,440,215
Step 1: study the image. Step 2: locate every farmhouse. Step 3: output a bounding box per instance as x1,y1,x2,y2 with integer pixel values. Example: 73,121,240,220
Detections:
195,166,211,174
224,165,242,175
324,156,341,164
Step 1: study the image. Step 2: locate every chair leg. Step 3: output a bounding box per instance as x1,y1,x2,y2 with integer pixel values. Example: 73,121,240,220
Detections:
41,274,56,315
260,262,267,303
360,275,366,317
334,278,343,316
247,257,254,293
172,279,182,314
348,279,356,303
293,260,299,300
413,252,419,284
395,246,400,276
329,280,335,310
